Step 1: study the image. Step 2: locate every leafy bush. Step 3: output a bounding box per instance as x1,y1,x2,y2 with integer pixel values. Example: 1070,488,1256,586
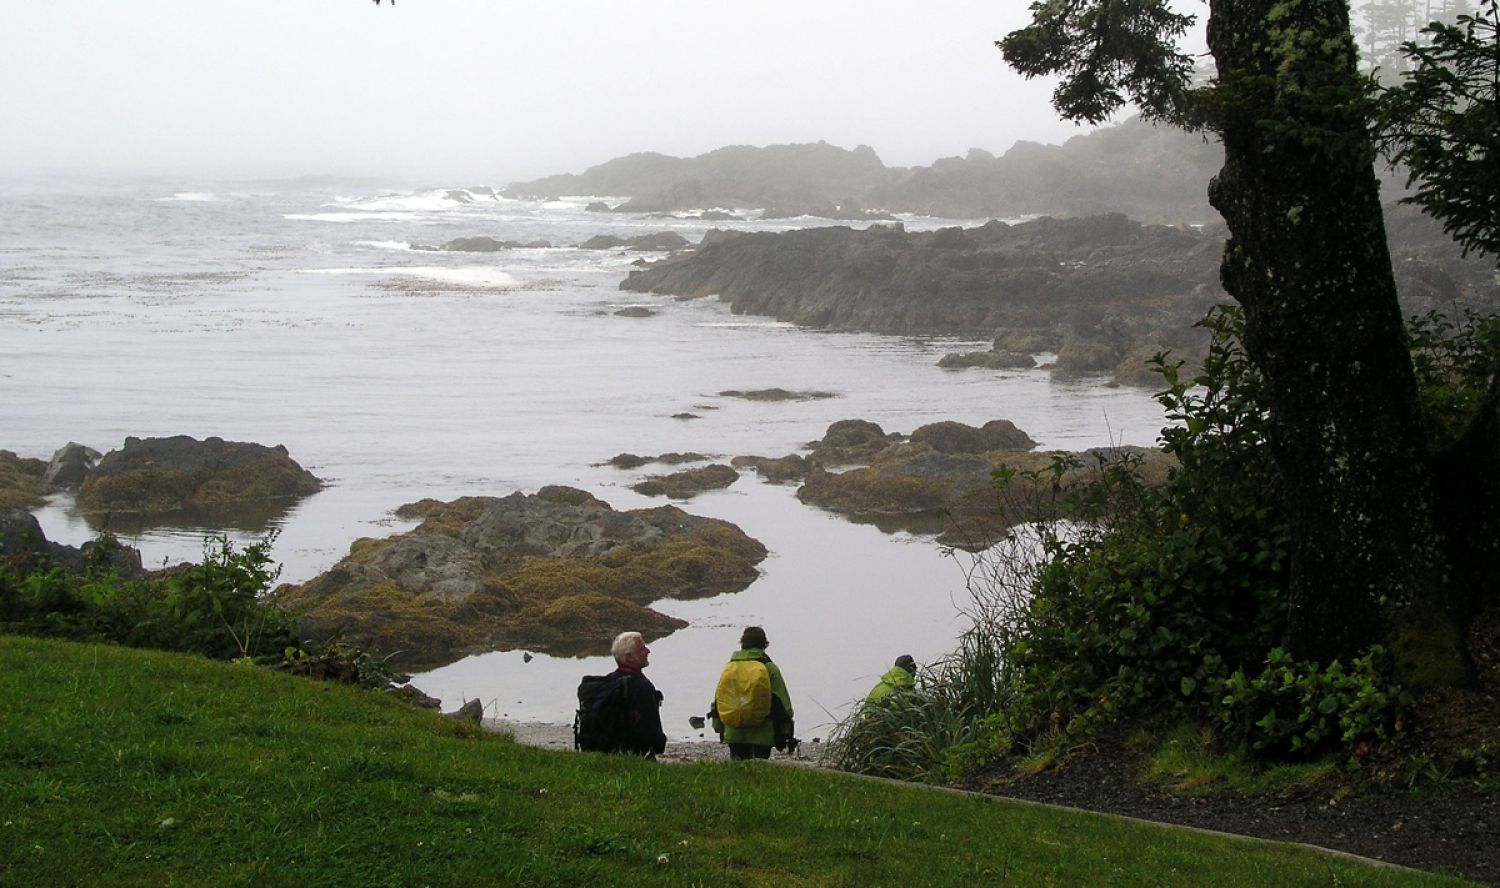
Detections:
0,533,296,660
1218,646,1412,758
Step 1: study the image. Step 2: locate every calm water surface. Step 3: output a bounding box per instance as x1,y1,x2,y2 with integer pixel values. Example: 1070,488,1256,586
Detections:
0,179,1168,738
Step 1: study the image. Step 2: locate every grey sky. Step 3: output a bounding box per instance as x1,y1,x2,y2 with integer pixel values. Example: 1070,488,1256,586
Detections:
1,2,1200,183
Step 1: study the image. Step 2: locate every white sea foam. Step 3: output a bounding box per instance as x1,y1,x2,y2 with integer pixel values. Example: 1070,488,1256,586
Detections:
301,266,519,288
157,192,218,202
284,212,430,223
354,240,414,252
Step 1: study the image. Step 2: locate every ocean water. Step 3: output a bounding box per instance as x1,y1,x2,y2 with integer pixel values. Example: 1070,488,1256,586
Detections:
0,179,1168,739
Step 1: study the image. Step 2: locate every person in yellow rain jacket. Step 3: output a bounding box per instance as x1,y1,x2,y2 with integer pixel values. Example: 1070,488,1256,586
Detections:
709,626,794,760
865,654,917,704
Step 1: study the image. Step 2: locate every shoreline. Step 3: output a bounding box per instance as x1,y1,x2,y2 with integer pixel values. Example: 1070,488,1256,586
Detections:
484,718,825,766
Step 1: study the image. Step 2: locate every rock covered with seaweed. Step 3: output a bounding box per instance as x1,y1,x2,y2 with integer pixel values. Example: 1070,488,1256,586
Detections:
275,486,768,669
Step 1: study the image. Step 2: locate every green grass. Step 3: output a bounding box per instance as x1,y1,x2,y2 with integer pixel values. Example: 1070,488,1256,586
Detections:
1139,725,1340,796
0,636,1473,887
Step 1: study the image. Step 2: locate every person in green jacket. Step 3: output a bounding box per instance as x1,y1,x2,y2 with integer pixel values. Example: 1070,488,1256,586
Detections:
866,654,917,704
710,626,794,760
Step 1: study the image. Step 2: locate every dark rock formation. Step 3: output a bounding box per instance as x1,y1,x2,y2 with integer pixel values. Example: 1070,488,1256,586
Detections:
910,420,1037,454
631,464,739,499
43,442,101,489
937,350,1036,370
796,444,1174,550
671,413,700,421
0,508,143,576
0,451,47,511
623,215,1224,385
276,487,767,668
585,201,614,213
805,420,905,466
731,454,811,484
613,306,656,318
602,452,713,469
718,388,837,402
76,436,323,516
577,232,691,251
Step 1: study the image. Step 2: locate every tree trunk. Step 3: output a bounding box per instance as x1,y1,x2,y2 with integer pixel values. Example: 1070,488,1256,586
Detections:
1205,0,1470,685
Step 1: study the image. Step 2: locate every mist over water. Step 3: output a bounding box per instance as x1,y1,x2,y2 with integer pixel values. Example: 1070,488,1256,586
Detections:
0,180,1168,738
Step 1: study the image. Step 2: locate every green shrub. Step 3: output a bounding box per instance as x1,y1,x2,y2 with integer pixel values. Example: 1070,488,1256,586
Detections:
0,533,295,660
1218,646,1412,758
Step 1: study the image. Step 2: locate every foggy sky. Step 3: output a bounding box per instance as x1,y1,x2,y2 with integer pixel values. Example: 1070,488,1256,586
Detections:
1,1,1177,184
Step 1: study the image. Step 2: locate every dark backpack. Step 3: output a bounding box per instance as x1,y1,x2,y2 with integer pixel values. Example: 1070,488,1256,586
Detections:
573,672,631,752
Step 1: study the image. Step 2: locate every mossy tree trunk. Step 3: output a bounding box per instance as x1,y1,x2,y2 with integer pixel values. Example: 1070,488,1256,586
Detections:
1204,0,1469,684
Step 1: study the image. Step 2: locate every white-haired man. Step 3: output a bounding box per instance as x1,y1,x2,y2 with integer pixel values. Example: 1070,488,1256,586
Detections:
604,631,667,757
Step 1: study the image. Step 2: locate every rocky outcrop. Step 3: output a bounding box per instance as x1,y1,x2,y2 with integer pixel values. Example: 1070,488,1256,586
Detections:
414,236,552,252
630,464,739,499
623,215,1225,385
910,420,1037,454
76,436,323,516
275,486,768,668
718,388,836,402
806,419,905,466
796,443,1174,550
613,306,656,318
0,451,47,511
731,454,812,484
577,232,691,251
937,350,1036,370
603,452,713,469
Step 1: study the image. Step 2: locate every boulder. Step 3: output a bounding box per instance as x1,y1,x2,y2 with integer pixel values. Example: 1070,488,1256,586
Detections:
76,436,323,516
0,507,142,576
442,236,518,252
614,306,656,318
805,419,904,466
602,452,712,469
585,201,614,213
275,488,767,668
43,442,101,489
937,350,1036,370
631,464,739,499
578,232,691,251
909,420,1037,454
0,451,47,511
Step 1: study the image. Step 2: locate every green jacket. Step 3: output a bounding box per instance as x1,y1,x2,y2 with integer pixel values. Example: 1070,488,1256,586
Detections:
710,648,794,748
866,666,915,704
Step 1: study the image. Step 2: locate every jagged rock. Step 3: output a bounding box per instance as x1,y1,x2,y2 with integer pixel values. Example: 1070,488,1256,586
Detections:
585,201,614,213
390,684,442,709
718,388,836,402
631,464,739,499
76,436,323,516
444,190,474,203
672,413,701,421
602,452,712,469
731,454,811,484
937,350,1036,370
446,699,485,724
0,451,47,511
43,442,101,489
275,488,767,669
442,236,520,252
614,306,656,318
909,420,1037,455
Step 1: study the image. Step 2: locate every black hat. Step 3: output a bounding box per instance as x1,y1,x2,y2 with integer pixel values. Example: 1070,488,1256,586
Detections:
740,626,768,649
894,654,916,673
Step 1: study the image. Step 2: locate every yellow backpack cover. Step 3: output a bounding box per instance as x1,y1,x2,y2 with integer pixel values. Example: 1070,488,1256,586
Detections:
715,659,772,727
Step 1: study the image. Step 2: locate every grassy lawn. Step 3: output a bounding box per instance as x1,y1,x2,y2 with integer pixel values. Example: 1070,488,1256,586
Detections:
0,635,1471,887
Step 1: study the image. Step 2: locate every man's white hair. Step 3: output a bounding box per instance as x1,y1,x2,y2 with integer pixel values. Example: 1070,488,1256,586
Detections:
611,631,644,664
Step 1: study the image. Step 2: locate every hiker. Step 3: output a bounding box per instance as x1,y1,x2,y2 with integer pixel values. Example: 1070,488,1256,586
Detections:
865,653,917,704
574,631,666,757
709,625,794,760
